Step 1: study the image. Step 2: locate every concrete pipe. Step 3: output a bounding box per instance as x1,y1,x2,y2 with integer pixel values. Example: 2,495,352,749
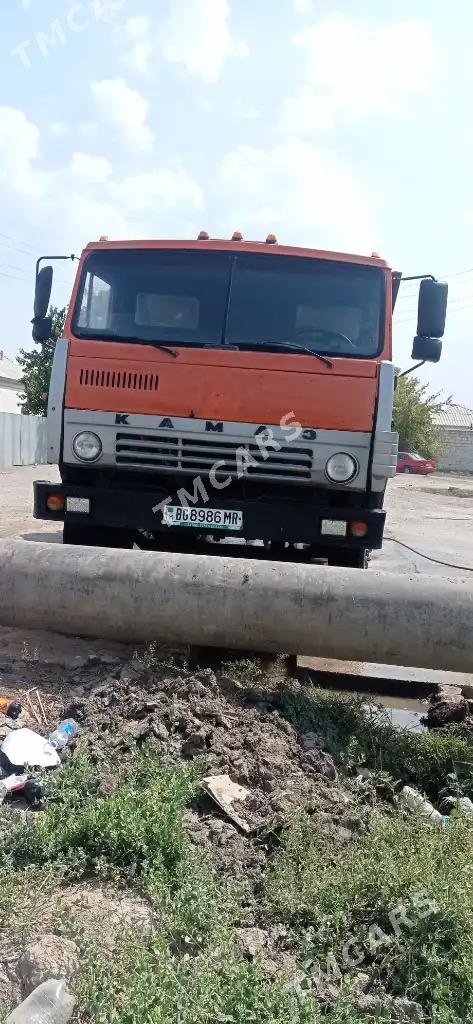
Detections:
0,540,472,672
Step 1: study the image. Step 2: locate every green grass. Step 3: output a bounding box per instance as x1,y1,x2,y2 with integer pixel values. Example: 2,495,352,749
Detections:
265,810,473,1022
277,686,473,801
4,692,473,1023
2,749,200,881
75,930,320,1024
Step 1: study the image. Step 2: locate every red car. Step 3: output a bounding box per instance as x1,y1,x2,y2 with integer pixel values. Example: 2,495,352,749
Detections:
396,451,436,475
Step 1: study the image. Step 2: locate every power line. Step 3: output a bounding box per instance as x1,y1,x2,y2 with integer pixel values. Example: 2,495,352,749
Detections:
396,266,473,297
395,302,473,326
0,270,32,283
396,277,473,304
395,293,473,318
0,232,42,256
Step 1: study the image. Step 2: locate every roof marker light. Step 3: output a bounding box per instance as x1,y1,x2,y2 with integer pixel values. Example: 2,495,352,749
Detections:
266,233,278,244
232,231,243,241
198,230,210,240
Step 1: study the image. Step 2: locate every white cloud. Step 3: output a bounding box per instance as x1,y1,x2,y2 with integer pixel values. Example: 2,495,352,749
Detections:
280,88,334,137
110,168,204,215
0,107,40,194
293,0,313,13
219,141,378,253
282,14,436,135
122,15,154,75
159,0,248,84
69,152,113,184
90,77,154,150
234,100,260,121
0,105,204,248
49,120,72,137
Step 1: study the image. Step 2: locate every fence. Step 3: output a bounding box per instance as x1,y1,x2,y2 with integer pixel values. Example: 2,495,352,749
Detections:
0,412,48,470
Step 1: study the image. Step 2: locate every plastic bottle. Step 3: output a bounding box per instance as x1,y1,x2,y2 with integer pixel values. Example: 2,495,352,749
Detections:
6,979,75,1024
48,720,78,751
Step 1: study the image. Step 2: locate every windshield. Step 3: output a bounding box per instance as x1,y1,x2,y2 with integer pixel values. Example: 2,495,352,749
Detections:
73,249,385,358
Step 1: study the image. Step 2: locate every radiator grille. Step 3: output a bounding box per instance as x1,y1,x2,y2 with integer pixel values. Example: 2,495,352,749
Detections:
115,432,313,481
79,368,159,391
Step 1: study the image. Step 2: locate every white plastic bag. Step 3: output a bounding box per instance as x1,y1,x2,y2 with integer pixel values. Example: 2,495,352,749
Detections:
1,729,60,770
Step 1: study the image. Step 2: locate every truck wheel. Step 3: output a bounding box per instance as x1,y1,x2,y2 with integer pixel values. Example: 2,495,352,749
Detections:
63,524,134,548
328,548,369,569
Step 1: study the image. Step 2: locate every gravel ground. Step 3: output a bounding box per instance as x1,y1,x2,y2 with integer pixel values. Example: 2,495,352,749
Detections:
1,464,473,578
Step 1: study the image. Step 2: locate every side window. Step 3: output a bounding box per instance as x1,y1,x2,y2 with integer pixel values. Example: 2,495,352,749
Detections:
77,273,111,330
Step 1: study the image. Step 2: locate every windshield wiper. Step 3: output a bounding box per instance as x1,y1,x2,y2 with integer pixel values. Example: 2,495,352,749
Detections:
77,331,178,358
126,338,178,358
224,340,333,368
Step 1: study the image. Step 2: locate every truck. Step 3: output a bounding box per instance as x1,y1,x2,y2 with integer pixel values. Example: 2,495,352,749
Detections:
32,233,447,567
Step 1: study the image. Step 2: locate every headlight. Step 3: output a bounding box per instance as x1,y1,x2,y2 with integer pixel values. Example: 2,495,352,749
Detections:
326,452,358,483
72,431,102,462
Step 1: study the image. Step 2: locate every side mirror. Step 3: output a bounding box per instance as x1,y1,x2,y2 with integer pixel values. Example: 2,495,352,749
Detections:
417,279,448,339
32,316,53,343
411,335,442,363
34,265,53,319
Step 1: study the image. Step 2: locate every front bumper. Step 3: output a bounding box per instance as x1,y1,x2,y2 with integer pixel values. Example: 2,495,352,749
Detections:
34,480,386,549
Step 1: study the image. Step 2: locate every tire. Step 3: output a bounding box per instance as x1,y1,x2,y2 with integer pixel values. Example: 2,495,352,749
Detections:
328,548,369,569
63,523,134,548
402,466,411,474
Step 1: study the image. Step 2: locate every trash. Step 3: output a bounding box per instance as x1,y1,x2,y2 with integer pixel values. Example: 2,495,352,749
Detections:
24,779,45,807
202,774,252,833
0,698,22,721
0,774,29,803
1,729,60,771
48,720,78,752
6,978,75,1024
400,786,444,826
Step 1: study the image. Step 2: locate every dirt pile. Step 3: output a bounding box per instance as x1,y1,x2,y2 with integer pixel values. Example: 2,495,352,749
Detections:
63,659,350,838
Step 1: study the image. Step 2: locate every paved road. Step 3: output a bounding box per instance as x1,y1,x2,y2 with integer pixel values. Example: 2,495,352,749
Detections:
373,472,473,578
1,464,473,580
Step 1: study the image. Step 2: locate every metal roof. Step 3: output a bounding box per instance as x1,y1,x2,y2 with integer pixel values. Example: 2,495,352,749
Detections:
0,354,21,383
433,404,473,428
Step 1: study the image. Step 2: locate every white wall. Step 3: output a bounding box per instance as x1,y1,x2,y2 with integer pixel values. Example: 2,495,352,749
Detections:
0,386,22,414
438,429,473,473
0,412,47,470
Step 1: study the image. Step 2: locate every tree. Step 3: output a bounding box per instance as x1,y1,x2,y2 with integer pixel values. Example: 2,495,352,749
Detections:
17,307,67,416
392,373,449,459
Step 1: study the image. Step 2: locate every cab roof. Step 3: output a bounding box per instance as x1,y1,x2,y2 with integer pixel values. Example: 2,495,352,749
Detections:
83,237,390,271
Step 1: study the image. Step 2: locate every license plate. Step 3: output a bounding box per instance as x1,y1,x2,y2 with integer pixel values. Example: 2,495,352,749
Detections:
321,519,347,537
162,505,243,530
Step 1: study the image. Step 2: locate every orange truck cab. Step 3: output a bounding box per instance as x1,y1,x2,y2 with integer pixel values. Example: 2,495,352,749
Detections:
33,235,447,567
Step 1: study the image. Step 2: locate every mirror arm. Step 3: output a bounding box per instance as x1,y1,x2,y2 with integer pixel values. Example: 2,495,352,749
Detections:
35,253,77,282
401,274,437,283
397,361,426,380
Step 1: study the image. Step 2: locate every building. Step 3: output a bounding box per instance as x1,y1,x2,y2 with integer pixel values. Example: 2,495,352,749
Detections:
0,351,23,413
433,403,473,472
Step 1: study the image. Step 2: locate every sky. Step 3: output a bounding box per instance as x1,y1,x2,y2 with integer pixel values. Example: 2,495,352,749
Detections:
1,0,472,405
